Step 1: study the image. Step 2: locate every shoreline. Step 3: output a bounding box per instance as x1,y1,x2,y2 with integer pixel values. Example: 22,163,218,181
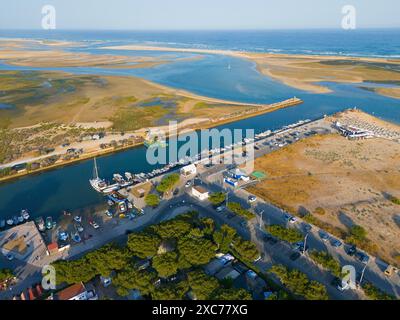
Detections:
102,44,400,97
0,97,302,184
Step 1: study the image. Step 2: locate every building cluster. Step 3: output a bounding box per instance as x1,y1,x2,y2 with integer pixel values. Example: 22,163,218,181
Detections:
334,121,374,140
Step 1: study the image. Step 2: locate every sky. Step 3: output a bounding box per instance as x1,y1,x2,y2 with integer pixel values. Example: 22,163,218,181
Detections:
0,0,399,30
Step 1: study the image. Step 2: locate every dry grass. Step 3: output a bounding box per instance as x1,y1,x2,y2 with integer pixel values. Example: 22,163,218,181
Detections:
248,130,400,265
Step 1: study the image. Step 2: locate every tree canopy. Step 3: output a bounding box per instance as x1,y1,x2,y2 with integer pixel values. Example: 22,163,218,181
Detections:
178,236,217,266
266,225,303,243
156,173,180,193
213,224,236,252
187,270,219,300
145,194,160,207
211,287,252,300
227,202,255,220
209,192,226,206
270,265,328,300
113,264,157,297
0,269,14,282
152,252,179,278
232,237,260,262
127,232,161,259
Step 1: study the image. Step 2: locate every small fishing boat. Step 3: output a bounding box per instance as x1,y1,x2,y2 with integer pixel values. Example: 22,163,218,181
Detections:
35,217,45,232
6,219,14,226
13,216,19,225
21,209,30,220
107,200,114,206
45,217,53,230
0,220,5,229
58,231,69,242
17,215,24,223
72,232,81,243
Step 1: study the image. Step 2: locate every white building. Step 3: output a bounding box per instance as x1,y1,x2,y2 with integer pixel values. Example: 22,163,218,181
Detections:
180,164,197,176
191,185,209,201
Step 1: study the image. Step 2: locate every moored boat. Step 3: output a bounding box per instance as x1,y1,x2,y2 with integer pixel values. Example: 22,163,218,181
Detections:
21,209,30,220
45,217,53,230
6,219,14,226
35,217,45,232
0,220,5,229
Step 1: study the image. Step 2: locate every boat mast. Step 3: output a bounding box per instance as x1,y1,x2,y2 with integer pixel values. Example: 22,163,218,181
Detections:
93,157,99,179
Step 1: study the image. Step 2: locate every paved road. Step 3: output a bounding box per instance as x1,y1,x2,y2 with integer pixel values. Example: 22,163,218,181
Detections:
200,168,400,299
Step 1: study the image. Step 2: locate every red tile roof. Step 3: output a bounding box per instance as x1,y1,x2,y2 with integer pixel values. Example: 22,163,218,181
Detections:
56,282,86,300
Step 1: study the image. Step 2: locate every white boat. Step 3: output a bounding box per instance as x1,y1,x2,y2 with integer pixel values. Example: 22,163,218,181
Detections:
17,215,24,223
21,209,30,220
89,158,120,194
6,219,13,226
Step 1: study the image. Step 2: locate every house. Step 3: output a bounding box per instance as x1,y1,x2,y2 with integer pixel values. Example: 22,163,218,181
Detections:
55,282,88,300
215,267,241,281
191,186,209,201
180,164,197,176
47,242,59,255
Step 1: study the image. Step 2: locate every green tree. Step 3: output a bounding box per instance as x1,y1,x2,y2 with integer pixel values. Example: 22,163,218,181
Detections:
348,225,367,243
86,244,130,277
213,224,236,252
270,265,328,300
209,192,226,206
231,237,260,262
127,232,161,258
152,281,190,300
187,270,219,300
212,288,252,300
309,250,341,277
178,236,217,266
145,194,160,208
266,225,303,243
151,219,192,239
363,283,395,300
227,202,255,220
0,269,14,282
200,218,215,236
156,173,180,193
152,252,179,278
113,265,157,297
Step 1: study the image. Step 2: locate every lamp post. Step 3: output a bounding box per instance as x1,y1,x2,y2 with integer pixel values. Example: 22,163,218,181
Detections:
359,261,369,288
303,232,309,255
258,210,264,230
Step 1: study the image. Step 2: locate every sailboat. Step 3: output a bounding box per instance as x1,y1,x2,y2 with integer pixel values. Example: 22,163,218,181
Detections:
89,158,119,194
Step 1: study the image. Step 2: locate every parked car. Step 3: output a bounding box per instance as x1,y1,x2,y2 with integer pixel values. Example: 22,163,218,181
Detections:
185,181,192,188
89,220,100,229
319,232,330,242
345,245,357,256
216,206,225,213
355,252,369,264
331,238,342,248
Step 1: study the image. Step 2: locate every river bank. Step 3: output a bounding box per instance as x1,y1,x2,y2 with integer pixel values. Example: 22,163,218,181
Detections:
0,97,302,183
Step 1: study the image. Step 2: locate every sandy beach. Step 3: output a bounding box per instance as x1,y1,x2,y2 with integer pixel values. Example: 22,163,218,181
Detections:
103,44,400,97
